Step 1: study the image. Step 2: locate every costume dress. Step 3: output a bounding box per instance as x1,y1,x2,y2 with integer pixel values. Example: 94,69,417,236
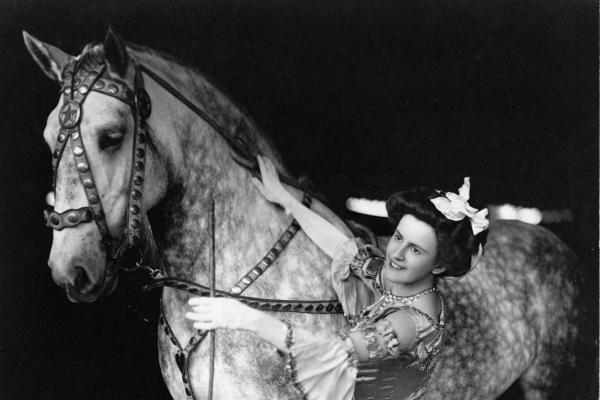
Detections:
283,238,445,400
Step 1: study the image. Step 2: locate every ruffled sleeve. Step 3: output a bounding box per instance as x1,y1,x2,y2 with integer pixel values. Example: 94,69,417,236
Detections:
284,324,358,400
331,238,384,316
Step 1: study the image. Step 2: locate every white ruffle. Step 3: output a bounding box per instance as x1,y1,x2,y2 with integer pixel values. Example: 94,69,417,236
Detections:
286,326,357,400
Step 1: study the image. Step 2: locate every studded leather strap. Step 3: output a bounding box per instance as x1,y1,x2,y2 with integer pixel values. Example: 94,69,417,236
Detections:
45,59,151,263
230,194,312,295
44,207,94,231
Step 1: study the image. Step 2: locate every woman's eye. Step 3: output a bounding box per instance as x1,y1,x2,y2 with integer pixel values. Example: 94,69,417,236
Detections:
99,131,124,150
411,247,421,255
394,233,402,240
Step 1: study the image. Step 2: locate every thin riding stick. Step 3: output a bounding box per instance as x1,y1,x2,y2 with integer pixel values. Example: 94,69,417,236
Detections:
208,197,216,400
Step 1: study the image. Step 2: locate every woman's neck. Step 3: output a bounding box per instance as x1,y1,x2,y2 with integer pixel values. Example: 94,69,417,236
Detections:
384,275,436,297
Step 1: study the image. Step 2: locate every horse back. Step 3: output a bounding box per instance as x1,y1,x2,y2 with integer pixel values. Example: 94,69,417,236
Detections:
425,220,592,399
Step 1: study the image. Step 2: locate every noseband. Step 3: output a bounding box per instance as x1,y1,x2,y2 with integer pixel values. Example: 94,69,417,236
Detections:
43,59,151,269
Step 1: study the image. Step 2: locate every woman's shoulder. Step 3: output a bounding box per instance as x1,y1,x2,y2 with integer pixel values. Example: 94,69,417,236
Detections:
381,294,445,330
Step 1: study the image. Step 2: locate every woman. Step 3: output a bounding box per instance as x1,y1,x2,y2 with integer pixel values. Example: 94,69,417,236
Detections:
186,156,489,400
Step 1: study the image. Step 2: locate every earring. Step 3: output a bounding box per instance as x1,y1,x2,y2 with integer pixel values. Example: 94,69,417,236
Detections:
432,266,446,275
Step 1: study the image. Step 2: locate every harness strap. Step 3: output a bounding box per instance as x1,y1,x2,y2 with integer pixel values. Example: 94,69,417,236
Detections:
230,194,312,295
144,277,343,314
45,59,152,267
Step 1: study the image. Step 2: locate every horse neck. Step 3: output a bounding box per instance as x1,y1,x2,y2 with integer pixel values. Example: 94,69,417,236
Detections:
135,49,338,301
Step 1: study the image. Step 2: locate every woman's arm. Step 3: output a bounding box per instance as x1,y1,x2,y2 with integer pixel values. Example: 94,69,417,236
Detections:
187,297,289,350
252,155,349,258
186,297,417,363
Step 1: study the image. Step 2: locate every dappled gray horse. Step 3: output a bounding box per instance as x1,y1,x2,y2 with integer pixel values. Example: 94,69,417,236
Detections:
25,30,590,399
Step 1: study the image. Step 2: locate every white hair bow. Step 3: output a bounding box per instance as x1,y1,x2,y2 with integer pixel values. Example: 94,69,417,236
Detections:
430,177,489,235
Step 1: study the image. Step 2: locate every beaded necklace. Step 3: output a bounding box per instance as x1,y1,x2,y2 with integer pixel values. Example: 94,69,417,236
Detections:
373,286,437,315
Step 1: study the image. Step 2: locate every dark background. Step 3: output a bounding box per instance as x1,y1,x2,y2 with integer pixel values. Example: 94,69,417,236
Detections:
0,0,597,399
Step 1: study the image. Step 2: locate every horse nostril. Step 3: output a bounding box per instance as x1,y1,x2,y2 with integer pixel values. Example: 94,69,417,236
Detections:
73,266,91,291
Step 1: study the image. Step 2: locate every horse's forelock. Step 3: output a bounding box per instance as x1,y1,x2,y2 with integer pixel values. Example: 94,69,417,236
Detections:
76,42,106,71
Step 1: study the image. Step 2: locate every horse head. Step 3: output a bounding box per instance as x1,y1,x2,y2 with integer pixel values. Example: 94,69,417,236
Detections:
24,30,168,302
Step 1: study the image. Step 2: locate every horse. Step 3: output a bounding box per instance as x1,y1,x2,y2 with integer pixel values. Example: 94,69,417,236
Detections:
23,29,592,400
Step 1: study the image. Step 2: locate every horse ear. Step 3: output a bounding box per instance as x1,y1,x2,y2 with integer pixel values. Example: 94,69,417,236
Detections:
103,28,129,76
22,31,72,82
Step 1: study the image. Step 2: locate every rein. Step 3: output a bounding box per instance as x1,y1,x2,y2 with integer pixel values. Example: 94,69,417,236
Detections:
139,65,309,192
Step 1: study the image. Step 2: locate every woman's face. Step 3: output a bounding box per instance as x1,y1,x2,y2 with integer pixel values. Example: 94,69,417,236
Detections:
382,214,441,286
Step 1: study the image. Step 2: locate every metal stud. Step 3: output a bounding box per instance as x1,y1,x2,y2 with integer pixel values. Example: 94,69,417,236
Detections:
93,80,105,89
67,212,79,223
57,133,66,143
129,205,140,215
88,194,99,204
251,267,263,276
133,176,143,186
138,133,146,143
73,146,84,156
135,161,144,171
53,149,60,159
64,87,72,95
231,286,242,295
130,219,140,228
131,190,141,200
108,84,119,94
76,162,89,173
71,131,80,140
78,86,89,94
135,148,145,158
241,277,252,285
45,191,55,206
50,215,60,226
83,178,94,188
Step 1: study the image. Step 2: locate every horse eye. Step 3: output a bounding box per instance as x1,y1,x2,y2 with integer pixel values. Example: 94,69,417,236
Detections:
99,130,124,150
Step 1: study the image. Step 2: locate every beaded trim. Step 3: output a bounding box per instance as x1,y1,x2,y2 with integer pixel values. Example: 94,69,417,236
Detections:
372,287,437,316
283,324,308,400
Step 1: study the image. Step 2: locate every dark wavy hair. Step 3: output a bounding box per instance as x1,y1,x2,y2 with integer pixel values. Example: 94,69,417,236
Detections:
385,187,488,279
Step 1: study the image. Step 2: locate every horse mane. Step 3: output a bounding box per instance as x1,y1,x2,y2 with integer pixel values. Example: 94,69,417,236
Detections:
124,42,288,172
72,39,287,174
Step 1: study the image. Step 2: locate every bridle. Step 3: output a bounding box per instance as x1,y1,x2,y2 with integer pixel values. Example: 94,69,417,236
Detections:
44,58,151,269
42,53,346,400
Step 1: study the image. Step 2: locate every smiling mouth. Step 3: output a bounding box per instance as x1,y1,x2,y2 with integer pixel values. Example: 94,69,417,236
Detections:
389,260,406,270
